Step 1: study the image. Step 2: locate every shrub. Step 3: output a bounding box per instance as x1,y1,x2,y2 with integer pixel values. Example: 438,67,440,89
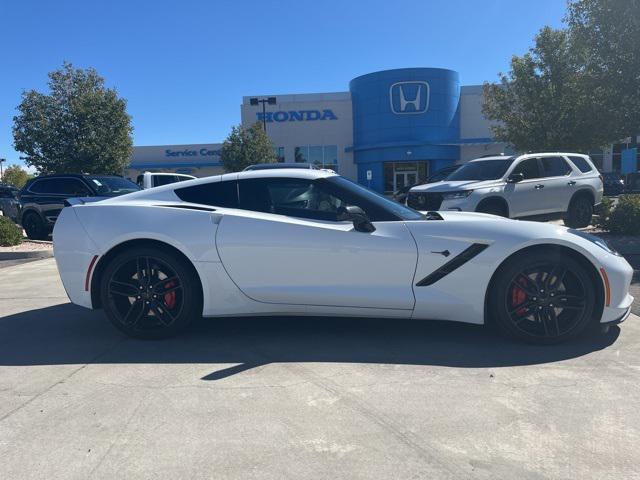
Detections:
0,216,23,246
603,194,640,235
597,196,614,229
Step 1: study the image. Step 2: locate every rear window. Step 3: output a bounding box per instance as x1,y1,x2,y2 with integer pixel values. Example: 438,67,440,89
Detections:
568,156,593,173
87,176,140,196
174,180,239,208
540,156,571,177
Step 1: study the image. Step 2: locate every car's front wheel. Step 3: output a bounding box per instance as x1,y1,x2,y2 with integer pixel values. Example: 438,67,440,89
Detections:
490,251,597,344
100,246,202,339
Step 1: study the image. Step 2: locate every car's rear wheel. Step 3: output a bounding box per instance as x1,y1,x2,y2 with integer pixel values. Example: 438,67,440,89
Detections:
22,212,47,240
100,246,201,339
564,196,593,228
490,251,597,344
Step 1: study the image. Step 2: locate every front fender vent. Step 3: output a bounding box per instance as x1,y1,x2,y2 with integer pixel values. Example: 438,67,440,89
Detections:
415,243,489,287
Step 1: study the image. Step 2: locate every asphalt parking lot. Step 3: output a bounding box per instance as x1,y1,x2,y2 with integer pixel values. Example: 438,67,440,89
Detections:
0,258,639,479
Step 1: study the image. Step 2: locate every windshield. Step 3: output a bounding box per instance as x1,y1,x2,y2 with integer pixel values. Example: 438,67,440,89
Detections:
88,176,140,196
446,159,514,181
325,176,424,221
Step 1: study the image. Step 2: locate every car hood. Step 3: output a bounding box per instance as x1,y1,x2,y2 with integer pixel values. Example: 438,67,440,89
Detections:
410,180,501,192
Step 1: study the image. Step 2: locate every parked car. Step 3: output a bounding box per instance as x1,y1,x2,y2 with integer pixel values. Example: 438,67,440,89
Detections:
408,153,603,228
136,171,196,189
19,174,140,240
243,162,323,171
392,165,460,203
602,172,625,196
53,168,632,344
0,184,20,221
625,172,640,193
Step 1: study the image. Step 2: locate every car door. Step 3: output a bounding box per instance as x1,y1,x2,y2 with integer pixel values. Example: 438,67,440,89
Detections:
537,156,574,213
503,157,547,217
215,177,418,310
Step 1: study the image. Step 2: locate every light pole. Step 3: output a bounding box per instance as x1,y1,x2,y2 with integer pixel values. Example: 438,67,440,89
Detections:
249,97,277,132
0,158,5,181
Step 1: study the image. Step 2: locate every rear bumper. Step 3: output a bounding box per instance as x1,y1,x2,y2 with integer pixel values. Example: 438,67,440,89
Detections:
53,207,99,309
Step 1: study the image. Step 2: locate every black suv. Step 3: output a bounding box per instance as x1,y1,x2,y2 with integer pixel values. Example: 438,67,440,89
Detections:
18,174,140,239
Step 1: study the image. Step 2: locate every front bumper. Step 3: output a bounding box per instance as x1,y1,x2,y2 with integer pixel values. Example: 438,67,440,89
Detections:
598,251,635,324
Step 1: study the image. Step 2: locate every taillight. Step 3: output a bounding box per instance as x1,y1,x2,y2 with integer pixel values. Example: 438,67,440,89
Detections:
599,174,604,184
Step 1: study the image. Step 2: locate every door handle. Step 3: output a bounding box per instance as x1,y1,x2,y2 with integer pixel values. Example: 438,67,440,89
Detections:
567,180,576,186
534,184,545,189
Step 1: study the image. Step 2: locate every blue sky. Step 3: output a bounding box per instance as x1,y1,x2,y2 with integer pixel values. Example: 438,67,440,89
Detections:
0,0,566,169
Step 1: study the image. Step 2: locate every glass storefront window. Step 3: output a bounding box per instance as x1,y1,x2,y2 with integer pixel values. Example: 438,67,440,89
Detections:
294,146,308,162
273,146,285,162
309,145,323,166
294,145,339,169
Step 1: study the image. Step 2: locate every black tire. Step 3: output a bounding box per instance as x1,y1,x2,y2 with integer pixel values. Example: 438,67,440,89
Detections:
22,212,48,240
477,201,508,217
489,250,597,344
564,196,593,228
99,246,202,339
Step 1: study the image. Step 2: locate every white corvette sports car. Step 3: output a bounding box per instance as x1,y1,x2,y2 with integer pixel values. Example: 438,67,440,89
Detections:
53,169,634,344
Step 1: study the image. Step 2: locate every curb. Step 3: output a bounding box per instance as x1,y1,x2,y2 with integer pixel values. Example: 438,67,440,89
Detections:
0,250,54,261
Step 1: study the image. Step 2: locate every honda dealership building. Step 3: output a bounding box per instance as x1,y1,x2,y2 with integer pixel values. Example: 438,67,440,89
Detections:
127,68,511,193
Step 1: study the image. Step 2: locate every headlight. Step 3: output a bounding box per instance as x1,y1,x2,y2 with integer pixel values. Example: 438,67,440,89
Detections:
442,190,473,200
567,229,621,256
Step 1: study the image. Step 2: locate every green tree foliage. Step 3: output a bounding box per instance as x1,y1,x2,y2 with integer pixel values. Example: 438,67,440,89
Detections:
1,164,32,188
220,123,278,172
483,27,606,152
13,62,133,175
483,0,640,152
566,0,640,140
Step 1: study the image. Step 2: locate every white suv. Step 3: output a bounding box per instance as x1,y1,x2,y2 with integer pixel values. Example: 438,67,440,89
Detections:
407,153,603,228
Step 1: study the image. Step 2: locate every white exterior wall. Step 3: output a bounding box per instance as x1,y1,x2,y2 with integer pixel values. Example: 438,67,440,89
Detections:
459,85,508,162
240,92,356,180
126,144,224,181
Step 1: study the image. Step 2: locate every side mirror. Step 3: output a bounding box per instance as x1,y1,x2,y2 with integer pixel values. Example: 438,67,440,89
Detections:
506,172,524,183
337,205,376,233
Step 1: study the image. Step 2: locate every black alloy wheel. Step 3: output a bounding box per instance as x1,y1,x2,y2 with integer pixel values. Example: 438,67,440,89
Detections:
564,197,593,228
491,252,597,344
100,246,201,339
22,212,47,240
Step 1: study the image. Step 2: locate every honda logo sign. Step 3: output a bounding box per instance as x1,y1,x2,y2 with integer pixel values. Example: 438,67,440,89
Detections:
389,81,429,114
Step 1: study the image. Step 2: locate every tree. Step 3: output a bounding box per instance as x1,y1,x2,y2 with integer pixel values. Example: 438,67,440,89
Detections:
566,0,640,140
13,62,133,175
220,122,277,172
483,27,608,152
1,164,32,188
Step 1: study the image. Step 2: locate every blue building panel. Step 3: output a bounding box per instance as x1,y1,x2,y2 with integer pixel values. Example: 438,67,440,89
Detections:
349,68,462,190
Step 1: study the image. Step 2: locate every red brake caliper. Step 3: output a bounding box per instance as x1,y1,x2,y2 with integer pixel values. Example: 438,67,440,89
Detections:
163,281,176,309
511,276,529,316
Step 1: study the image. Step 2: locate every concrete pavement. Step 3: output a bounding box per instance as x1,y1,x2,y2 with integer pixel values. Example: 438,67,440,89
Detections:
0,258,639,479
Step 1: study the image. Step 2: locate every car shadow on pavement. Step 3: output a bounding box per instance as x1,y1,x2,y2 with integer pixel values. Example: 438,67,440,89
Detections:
0,303,620,380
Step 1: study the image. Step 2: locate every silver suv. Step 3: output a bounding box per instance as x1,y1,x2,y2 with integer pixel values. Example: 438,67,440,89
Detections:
407,153,603,228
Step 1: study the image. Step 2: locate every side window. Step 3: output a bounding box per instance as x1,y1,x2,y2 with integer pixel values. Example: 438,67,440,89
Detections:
174,180,238,208
540,156,571,177
29,179,51,193
512,158,541,180
238,178,346,221
568,156,593,173
153,176,180,187
57,179,91,196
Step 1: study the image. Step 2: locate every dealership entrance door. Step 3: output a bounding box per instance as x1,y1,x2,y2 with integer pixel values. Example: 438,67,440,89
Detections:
384,162,428,194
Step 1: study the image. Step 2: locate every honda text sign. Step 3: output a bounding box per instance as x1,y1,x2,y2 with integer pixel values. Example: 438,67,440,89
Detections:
389,81,429,114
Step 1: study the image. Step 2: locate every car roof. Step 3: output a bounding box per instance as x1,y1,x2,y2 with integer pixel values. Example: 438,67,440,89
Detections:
30,173,123,179
143,172,194,177
101,168,339,203
244,163,317,170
